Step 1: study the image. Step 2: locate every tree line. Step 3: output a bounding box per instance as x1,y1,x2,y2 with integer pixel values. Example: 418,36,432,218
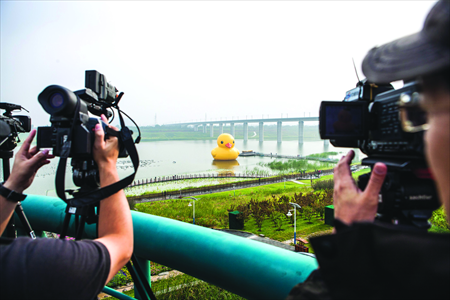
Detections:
228,188,333,231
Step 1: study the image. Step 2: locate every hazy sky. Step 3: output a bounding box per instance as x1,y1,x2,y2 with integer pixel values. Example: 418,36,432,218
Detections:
1,1,437,127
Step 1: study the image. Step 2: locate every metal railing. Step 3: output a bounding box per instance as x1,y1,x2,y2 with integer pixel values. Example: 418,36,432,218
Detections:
18,195,318,300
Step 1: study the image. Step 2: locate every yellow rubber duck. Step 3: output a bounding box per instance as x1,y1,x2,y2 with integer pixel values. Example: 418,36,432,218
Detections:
211,133,240,160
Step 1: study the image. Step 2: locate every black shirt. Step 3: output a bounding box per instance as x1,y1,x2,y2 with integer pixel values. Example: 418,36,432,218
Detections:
1,237,111,300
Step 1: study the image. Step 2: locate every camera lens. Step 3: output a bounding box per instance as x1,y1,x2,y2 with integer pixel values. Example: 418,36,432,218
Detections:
49,93,64,108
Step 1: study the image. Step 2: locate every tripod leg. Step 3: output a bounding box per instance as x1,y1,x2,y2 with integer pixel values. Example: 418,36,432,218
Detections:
75,215,86,240
128,254,157,300
126,261,148,300
60,213,71,239
15,202,36,239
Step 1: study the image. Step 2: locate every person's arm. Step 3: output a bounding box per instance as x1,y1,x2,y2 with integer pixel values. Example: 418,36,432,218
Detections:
0,130,53,235
333,150,387,225
92,115,133,284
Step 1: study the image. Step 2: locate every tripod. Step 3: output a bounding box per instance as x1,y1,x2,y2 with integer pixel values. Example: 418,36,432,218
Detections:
1,150,36,239
59,178,157,300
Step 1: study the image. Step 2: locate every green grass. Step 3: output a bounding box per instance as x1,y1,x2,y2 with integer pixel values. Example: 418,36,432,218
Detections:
134,166,368,235
135,180,333,240
306,152,338,158
135,181,312,228
264,159,335,173
103,274,244,300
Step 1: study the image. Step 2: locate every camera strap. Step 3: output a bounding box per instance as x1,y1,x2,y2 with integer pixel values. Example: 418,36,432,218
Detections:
69,125,139,207
55,98,81,201
55,100,139,208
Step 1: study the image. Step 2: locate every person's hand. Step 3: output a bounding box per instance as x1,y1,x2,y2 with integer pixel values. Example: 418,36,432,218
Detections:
3,130,54,194
333,150,387,225
92,115,120,186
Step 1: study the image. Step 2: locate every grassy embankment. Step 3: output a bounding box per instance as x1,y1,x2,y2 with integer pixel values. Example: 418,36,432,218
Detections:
133,168,371,241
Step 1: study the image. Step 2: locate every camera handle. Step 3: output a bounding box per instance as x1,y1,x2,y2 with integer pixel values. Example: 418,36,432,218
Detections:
0,150,36,239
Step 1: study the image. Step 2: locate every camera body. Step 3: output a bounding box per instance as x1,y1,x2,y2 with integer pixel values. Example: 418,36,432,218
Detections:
37,70,128,188
37,70,125,158
320,81,424,157
319,80,439,229
0,102,31,151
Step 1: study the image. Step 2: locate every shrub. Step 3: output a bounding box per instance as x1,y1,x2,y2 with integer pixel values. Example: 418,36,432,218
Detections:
272,211,285,231
303,206,314,223
430,207,449,231
107,269,132,288
250,199,268,231
312,180,334,191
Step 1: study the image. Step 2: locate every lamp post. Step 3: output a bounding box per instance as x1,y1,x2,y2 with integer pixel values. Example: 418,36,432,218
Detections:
233,184,236,196
287,202,301,244
183,196,199,224
284,178,286,189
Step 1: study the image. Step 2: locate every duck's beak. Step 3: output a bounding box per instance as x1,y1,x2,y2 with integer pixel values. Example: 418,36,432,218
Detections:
225,143,232,148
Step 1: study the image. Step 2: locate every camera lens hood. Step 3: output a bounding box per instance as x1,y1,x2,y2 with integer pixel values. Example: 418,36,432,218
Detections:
38,85,79,117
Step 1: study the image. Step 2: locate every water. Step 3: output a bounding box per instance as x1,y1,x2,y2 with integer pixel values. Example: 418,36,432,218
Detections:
3,139,360,196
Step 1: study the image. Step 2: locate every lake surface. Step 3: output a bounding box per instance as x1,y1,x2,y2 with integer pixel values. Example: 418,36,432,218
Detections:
3,139,362,196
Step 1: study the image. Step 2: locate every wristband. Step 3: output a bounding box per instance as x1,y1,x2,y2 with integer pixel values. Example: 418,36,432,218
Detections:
0,182,26,202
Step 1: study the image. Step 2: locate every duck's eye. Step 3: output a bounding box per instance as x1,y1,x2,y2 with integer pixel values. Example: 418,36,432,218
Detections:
233,141,235,143
221,141,223,144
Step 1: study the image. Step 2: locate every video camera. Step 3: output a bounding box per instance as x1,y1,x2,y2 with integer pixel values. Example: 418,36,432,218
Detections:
319,79,440,229
37,70,134,190
0,102,31,152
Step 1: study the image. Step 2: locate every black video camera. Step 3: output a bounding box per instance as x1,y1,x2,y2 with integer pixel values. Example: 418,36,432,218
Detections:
0,102,31,152
319,79,440,229
36,71,140,240
37,70,130,189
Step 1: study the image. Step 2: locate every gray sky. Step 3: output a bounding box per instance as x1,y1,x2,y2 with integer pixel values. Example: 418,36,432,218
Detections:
1,1,437,127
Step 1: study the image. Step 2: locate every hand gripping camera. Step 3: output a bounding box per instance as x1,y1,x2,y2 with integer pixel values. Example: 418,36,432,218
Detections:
319,79,440,230
37,70,140,203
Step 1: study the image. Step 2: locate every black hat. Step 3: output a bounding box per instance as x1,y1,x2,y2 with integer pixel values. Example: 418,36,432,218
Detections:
362,0,450,83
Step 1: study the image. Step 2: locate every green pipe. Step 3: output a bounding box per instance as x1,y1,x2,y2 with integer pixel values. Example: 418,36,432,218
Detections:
102,286,135,300
18,195,318,300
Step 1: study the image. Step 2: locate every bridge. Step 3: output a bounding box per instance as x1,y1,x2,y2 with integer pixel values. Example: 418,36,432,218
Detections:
167,117,322,144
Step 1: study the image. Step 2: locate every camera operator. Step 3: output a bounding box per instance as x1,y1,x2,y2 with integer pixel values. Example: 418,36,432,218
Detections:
287,1,449,299
0,115,133,299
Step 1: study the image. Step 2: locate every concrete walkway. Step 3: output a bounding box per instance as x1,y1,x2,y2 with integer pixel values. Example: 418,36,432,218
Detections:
215,229,315,257
292,180,305,185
